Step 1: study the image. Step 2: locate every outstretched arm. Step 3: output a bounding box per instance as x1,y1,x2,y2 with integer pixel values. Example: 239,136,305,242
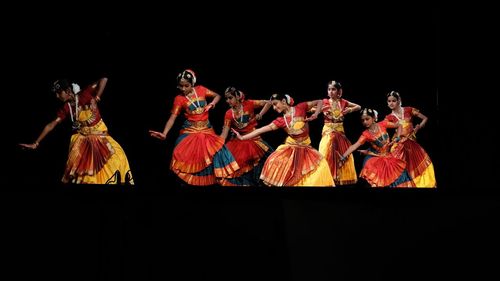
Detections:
19,117,62,149
338,139,364,166
341,140,363,160
93,77,108,102
149,114,178,140
232,123,276,140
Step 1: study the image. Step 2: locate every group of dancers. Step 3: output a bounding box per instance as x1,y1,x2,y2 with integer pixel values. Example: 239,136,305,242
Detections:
20,69,436,187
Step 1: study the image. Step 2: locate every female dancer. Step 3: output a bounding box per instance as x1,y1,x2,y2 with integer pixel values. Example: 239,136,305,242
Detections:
19,78,134,184
340,108,414,187
233,93,334,187
149,69,239,185
218,87,273,186
318,80,361,185
384,91,436,187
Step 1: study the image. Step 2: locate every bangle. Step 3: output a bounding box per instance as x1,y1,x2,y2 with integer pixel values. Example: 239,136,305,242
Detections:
95,96,101,102
34,141,39,148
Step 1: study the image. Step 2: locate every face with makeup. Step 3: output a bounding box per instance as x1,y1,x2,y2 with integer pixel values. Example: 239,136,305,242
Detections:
361,114,375,128
177,79,193,95
328,85,342,100
271,99,288,114
387,95,400,110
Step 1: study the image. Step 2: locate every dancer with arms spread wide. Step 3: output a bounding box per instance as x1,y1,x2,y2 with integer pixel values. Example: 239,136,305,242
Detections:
233,93,334,187
19,77,134,184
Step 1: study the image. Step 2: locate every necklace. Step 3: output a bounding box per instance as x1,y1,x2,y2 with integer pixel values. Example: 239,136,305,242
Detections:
329,98,343,121
232,104,245,129
283,107,295,129
368,124,378,134
68,94,81,129
392,107,404,120
186,89,203,114
392,107,404,125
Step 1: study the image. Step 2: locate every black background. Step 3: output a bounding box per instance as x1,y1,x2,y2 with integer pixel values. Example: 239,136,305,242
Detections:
4,5,496,281
8,5,443,187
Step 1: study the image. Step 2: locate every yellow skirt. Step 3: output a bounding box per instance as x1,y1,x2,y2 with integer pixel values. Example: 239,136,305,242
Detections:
318,124,357,185
62,120,133,185
261,141,334,187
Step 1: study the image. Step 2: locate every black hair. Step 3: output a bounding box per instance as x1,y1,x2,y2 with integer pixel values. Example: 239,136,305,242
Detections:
225,86,241,99
177,70,196,85
360,108,377,119
51,79,72,93
270,93,294,105
328,80,342,90
386,90,401,100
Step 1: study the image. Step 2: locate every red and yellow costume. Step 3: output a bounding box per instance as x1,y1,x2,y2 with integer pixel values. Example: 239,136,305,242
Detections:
356,120,414,187
219,100,273,186
318,98,357,185
385,107,436,187
57,85,133,184
170,85,239,185
260,102,334,187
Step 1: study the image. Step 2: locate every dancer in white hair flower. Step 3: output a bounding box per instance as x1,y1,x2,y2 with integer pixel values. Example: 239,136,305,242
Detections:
19,77,134,184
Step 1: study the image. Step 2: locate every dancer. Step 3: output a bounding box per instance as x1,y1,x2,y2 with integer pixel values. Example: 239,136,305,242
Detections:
233,93,334,187
149,69,239,185
340,108,414,187
384,91,436,187
218,86,273,186
19,77,134,184
318,80,361,185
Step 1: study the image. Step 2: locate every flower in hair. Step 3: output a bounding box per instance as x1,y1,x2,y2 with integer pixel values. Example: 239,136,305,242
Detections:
72,83,81,94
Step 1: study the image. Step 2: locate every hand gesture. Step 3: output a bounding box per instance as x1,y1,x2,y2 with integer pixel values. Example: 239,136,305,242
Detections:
341,108,352,115
231,128,243,140
337,151,347,167
149,130,167,140
19,143,39,150
305,113,319,122
204,103,214,112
